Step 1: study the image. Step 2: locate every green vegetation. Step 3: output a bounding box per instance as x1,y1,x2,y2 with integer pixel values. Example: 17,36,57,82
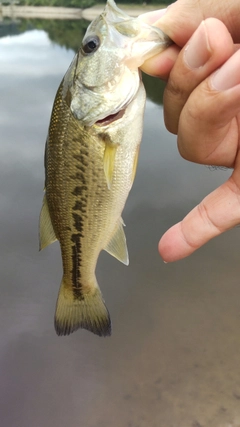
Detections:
17,0,96,7
16,0,173,7
119,0,172,3
19,18,89,50
142,73,165,105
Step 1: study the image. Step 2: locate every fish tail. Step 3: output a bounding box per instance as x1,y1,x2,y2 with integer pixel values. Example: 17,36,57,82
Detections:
54,276,111,337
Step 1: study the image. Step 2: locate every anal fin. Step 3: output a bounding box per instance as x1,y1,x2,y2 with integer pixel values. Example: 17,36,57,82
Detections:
104,218,129,265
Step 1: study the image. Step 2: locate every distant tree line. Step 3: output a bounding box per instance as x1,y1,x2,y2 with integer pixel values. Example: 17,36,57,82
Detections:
17,0,173,8
17,0,95,7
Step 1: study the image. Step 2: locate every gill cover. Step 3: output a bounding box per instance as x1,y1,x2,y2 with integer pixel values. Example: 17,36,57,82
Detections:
62,0,171,126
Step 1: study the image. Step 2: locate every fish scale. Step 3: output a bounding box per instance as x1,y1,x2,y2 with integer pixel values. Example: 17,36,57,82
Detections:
39,0,171,336
44,81,139,335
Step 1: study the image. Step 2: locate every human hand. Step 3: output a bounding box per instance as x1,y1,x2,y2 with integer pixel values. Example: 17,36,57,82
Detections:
140,1,240,262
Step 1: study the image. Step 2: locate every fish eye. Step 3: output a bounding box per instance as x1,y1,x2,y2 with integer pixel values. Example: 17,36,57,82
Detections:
82,36,100,55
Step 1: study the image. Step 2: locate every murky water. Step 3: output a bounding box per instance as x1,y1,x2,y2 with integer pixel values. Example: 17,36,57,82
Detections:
1,19,240,427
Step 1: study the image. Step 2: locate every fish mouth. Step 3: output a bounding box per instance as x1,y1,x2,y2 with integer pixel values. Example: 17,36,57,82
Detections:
95,108,125,126
93,75,140,127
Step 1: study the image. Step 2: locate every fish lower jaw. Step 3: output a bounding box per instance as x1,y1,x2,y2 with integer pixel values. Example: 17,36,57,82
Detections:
95,108,125,127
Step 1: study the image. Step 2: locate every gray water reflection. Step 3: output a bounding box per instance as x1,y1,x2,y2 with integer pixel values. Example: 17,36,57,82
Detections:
1,26,240,427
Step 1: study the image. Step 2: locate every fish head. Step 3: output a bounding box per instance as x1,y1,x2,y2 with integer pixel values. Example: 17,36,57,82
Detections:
63,0,171,126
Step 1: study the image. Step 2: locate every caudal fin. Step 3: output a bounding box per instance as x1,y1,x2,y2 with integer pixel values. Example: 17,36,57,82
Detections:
54,277,111,337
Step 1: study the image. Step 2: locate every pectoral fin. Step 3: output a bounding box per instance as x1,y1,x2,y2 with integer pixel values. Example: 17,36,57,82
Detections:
132,145,140,185
39,193,57,250
103,143,117,190
104,219,129,265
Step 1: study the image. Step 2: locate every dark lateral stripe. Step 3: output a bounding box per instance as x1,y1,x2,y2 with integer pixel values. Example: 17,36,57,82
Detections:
72,212,84,233
71,212,84,298
73,153,88,166
70,149,88,300
70,172,87,184
72,186,85,196
72,200,86,211
71,233,84,299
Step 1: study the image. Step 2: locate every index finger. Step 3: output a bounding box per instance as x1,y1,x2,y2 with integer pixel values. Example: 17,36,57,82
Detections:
139,10,180,78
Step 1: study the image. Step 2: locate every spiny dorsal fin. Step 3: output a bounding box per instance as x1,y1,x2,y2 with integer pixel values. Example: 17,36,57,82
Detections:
103,143,117,190
39,193,57,251
104,218,129,265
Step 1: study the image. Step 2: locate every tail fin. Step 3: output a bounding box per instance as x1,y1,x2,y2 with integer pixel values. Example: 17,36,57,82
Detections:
54,277,111,337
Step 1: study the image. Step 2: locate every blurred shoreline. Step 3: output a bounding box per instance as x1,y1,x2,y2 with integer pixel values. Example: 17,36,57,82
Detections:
0,4,162,21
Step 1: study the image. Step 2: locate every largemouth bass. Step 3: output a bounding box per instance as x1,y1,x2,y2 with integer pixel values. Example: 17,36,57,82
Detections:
40,0,171,336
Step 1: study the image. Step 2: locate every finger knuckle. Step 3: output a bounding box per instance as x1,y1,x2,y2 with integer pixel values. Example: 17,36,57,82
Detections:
197,202,218,231
165,78,188,102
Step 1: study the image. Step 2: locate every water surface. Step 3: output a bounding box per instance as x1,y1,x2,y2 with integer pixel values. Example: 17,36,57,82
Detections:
1,19,240,427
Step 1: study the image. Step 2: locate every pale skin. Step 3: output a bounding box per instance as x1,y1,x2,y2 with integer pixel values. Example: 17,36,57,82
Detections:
140,0,240,262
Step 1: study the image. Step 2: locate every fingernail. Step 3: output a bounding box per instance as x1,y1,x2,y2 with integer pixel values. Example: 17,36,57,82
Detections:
184,21,211,69
211,50,240,90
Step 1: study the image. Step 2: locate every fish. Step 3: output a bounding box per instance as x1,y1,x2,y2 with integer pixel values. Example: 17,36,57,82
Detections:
39,0,171,337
